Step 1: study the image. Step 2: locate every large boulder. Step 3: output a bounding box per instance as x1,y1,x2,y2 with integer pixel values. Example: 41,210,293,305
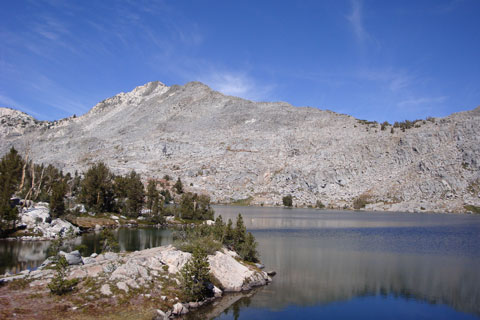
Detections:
59,250,83,265
20,205,50,229
208,250,270,291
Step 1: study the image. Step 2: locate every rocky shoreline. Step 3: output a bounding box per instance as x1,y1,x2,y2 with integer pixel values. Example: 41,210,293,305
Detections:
0,245,272,319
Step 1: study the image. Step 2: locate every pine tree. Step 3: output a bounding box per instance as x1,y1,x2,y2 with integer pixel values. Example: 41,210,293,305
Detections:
180,247,212,302
233,214,246,249
213,215,225,241
146,180,159,211
239,232,259,263
124,171,145,217
0,147,23,232
50,180,66,218
223,219,234,248
174,177,184,194
79,162,114,213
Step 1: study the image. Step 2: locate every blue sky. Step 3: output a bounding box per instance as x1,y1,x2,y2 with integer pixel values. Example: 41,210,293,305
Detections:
1,0,479,122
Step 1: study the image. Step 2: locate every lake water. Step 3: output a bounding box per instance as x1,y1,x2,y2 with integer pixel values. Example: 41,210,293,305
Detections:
205,206,480,320
1,207,479,319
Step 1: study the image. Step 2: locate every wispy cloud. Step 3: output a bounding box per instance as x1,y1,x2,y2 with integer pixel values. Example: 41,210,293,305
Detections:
347,0,369,43
199,71,274,101
358,68,415,92
397,96,447,108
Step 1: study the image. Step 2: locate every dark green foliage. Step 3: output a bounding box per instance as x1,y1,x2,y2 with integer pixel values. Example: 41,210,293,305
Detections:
223,218,234,248
464,205,480,214
79,162,114,213
353,194,370,209
100,229,120,253
48,255,79,295
174,177,184,194
180,248,212,302
380,121,390,131
122,171,145,218
175,214,259,263
238,232,259,263
178,192,195,220
163,174,171,181
160,189,172,204
176,192,214,221
391,127,395,134
146,180,159,211
213,215,225,241
0,147,23,233
282,194,293,207
233,214,246,248
315,200,325,209
49,180,66,218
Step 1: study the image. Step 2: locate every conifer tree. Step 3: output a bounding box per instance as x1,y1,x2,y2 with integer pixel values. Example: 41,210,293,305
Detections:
50,180,66,218
0,147,23,232
180,247,212,302
233,213,246,248
223,218,234,248
174,177,184,194
146,180,159,211
79,162,114,213
124,170,144,217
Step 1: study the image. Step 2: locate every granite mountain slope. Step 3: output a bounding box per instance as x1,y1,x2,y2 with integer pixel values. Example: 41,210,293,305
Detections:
1,81,479,212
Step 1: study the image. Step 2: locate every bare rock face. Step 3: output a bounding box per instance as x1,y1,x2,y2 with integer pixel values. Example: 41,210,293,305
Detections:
1,81,479,212
208,250,270,291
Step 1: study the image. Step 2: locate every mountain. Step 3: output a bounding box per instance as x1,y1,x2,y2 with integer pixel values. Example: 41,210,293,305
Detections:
1,81,479,213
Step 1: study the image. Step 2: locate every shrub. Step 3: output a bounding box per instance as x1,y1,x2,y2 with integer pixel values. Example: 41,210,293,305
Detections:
315,200,325,209
282,195,293,207
353,194,370,209
48,255,79,295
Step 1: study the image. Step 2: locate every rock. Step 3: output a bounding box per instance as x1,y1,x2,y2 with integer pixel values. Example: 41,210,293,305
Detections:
100,284,112,296
116,281,129,293
126,278,139,289
94,224,102,231
172,302,188,315
90,253,98,258
154,309,168,320
104,252,118,260
204,220,215,226
82,257,96,265
213,286,222,298
188,302,199,308
2,81,480,213
208,250,270,291
111,215,119,220
255,263,265,269
85,264,104,277
267,270,277,276
38,257,54,269
160,295,167,301
59,250,83,265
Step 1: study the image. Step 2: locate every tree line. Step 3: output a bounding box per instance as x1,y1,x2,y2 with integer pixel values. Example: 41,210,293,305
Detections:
0,147,212,235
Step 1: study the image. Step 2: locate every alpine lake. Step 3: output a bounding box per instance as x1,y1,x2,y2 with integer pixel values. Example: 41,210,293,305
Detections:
1,206,479,319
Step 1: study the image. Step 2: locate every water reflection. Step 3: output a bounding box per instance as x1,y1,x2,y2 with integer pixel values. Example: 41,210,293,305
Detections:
0,227,173,274
214,206,480,317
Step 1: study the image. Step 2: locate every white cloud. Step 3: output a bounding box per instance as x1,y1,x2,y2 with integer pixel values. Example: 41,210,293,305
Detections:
347,0,369,43
200,71,274,101
397,96,447,108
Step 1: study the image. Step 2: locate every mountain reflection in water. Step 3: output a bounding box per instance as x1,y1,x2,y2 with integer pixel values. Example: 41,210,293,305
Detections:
213,206,480,318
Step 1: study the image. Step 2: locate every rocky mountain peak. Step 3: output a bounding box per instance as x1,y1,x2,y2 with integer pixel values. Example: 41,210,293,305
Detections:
1,81,479,213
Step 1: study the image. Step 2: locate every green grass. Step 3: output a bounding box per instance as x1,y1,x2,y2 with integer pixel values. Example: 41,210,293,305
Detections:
464,205,480,214
230,196,254,206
